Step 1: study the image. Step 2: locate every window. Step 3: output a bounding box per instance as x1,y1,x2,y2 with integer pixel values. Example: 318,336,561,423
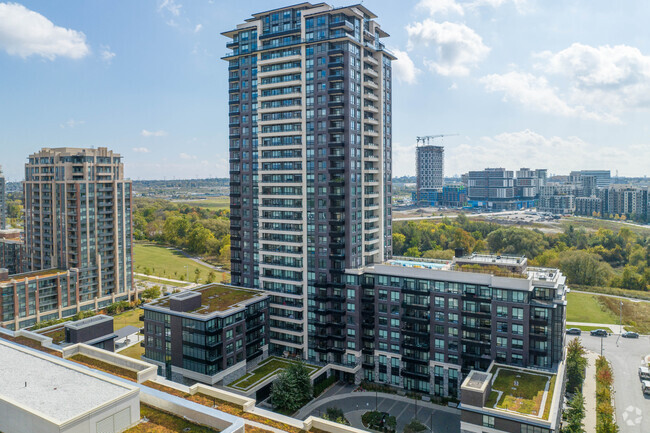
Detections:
496,305,508,317
497,337,507,347
390,291,399,302
513,324,523,335
512,307,524,320
482,415,495,428
497,322,508,333
434,296,444,308
512,338,524,350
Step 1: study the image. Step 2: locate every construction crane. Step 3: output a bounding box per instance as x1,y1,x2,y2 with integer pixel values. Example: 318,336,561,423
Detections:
416,134,459,146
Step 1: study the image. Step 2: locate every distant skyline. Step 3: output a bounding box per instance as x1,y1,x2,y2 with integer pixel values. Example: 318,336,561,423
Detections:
1,0,650,181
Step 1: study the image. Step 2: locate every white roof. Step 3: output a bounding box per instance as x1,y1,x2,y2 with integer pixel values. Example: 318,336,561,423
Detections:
0,341,135,424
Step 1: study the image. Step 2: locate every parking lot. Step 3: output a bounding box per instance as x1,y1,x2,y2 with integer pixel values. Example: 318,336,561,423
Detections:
569,333,650,433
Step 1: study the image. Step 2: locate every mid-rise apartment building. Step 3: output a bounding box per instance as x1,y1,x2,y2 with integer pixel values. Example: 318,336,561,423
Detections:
580,170,611,188
142,284,268,384
515,168,547,200
416,144,444,203
1,147,136,329
224,3,394,358
338,254,566,398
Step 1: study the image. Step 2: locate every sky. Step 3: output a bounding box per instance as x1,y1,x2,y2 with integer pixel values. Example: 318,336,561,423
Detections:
1,0,650,181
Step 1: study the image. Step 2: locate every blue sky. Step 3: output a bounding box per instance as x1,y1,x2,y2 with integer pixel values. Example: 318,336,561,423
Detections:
1,0,650,181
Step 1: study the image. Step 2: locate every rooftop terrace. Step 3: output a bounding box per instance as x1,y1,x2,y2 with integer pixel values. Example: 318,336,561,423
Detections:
484,365,556,420
147,284,265,315
0,268,67,282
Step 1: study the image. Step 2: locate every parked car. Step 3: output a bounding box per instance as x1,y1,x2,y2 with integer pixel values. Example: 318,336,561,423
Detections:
623,331,639,338
642,380,650,395
566,328,582,335
590,329,608,337
638,366,650,380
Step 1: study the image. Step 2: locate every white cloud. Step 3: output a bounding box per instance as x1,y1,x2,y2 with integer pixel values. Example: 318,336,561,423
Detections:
467,0,530,13
394,130,650,177
447,130,644,175
416,0,464,16
536,43,650,112
407,19,490,76
179,152,196,160
158,0,181,16
59,118,84,128
391,48,421,84
194,24,202,33
100,45,115,63
0,2,90,60
141,129,167,137
132,147,150,153
480,71,616,122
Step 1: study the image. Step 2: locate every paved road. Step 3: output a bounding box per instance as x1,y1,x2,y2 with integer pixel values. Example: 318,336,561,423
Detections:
298,388,460,433
569,334,650,433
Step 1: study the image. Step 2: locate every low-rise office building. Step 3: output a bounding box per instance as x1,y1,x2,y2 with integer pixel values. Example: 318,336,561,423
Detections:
142,283,269,385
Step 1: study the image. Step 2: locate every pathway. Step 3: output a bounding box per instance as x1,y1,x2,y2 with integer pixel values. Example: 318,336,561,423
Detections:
583,350,599,433
567,322,623,333
571,289,650,304
134,272,197,286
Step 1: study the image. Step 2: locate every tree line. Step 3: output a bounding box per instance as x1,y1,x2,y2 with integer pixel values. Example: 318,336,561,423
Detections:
133,198,231,267
393,214,650,291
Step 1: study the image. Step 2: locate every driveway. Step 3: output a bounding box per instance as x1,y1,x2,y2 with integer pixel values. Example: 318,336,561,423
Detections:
297,390,460,433
569,334,650,433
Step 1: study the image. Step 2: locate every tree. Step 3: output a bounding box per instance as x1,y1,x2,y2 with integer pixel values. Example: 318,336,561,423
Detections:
566,339,587,394
393,232,406,255
194,267,201,283
486,227,548,259
405,246,422,258
141,286,161,300
270,362,313,413
564,391,585,433
207,271,217,283
557,250,612,286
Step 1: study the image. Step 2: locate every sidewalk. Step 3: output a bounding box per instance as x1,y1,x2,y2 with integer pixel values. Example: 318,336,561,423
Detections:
567,322,624,333
582,350,599,433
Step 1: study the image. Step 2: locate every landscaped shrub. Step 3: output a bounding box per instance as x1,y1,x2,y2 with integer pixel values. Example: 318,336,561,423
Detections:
595,356,618,433
313,374,337,397
403,418,427,433
322,407,349,425
362,410,396,432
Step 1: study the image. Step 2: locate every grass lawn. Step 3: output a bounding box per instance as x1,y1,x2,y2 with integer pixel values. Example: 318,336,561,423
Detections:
173,196,230,210
599,296,650,334
113,308,143,331
560,217,650,236
569,325,615,333
134,243,228,284
566,292,617,324
486,367,552,417
228,357,321,391
118,343,144,360
125,404,220,433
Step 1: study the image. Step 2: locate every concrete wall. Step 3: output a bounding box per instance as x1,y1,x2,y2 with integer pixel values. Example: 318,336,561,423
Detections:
62,344,157,383
0,398,59,433
140,390,244,433
189,383,256,412
305,416,371,433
